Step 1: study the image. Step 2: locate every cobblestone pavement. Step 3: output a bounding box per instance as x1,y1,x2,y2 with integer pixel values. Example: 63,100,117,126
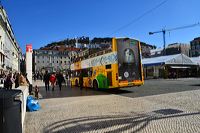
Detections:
24,79,200,133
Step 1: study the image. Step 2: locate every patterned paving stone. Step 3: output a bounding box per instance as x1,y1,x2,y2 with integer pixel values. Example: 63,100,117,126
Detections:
24,80,200,133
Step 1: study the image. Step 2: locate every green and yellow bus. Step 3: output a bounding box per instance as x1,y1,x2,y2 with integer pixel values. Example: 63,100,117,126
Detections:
70,37,144,89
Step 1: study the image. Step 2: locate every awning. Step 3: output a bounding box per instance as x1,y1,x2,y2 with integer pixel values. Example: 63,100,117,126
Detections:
142,54,196,66
170,66,191,69
143,62,164,67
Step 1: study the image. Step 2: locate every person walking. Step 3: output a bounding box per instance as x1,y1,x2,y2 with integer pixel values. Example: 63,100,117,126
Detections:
34,85,39,99
43,71,50,91
79,70,83,90
50,73,56,91
14,73,20,88
19,73,28,86
33,73,37,81
4,73,13,90
56,72,64,91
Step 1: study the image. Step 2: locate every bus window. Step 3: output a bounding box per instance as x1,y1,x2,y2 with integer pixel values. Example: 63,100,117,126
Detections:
106,64,111,69
88,68,92,77
82,69,88,77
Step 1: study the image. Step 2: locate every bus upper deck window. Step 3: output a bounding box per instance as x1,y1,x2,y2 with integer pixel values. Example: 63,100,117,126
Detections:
123,38,129,42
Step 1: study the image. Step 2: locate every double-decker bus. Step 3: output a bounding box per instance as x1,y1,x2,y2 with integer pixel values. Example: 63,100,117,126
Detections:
70,37,144,89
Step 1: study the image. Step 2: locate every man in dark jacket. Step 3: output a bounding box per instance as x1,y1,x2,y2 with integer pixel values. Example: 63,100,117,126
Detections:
79,71,83,90
14,73,20,88
43,71,50,91
56,72,64,91
4,73,13,89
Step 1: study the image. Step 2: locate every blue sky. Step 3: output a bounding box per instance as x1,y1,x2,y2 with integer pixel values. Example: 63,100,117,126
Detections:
2,0,200,53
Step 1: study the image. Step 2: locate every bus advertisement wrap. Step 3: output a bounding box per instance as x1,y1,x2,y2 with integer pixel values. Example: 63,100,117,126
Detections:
117,39,141,81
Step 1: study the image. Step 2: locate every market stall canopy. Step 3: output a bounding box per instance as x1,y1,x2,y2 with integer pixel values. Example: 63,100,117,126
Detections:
190,56,200,65
142,54,196,67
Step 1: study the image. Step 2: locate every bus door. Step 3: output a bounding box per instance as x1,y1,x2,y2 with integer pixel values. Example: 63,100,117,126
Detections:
106,71,112,86
116,38,142,82
106,64,112,87
87,68,93,87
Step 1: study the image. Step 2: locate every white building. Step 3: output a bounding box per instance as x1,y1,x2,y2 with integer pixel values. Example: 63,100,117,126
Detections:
0,6,21,74
166,43,190,56
150,48,163,57
34,47,80,73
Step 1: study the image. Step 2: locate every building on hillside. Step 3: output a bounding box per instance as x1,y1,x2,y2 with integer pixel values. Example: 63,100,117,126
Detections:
90,38,112,45
0,6,21,74
75,43,102,49
150,43,190,58
140,42,155,58
33,46,80,73
142,54,197,79
150,48,163,57
166,43,190,56
190,37,200,57
75,42,110,49
76,40,155,58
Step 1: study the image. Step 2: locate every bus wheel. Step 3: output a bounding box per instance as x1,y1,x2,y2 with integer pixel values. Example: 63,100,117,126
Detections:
75,80,79,87
93,80,98,90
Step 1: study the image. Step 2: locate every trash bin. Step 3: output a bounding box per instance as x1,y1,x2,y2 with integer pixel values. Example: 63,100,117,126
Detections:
0,89,22,133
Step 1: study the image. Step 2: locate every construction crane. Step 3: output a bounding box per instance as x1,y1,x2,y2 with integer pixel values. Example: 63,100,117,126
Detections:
149,22,200,55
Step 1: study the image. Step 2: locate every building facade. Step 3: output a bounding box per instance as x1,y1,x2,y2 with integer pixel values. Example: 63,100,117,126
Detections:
166,43,190,56
190,37,200,57
150,43,190,58
140,42,155,58
33,46,80,73
0,6,21,74
150,48,163,57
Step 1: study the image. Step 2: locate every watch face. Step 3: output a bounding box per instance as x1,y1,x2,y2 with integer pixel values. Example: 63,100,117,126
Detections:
124,72,129,78
124,48,135,63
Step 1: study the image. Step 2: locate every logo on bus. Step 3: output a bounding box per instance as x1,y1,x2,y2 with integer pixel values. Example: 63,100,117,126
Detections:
124,72,129,78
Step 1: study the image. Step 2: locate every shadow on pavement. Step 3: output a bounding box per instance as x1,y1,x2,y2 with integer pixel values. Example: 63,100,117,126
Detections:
190,84,200,86
38,85,132,99
43,109,200,133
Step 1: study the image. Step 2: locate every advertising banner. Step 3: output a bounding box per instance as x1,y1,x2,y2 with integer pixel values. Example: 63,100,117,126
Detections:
26,44,33,85
26,44,32,53
117,39,141,81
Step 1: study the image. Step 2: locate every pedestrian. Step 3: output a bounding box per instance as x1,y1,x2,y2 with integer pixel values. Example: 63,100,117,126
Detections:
79,70,83,90
66,74,69,86
56,72,64,91
43,71,50,91
4,73,13,90
174,72,177,79
14,73,20,88
19,73,28,86
40,74,43,81
24,73,32,94
50,72,56,91
37,72,40,80
35,85,39,99
33,73,37,81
